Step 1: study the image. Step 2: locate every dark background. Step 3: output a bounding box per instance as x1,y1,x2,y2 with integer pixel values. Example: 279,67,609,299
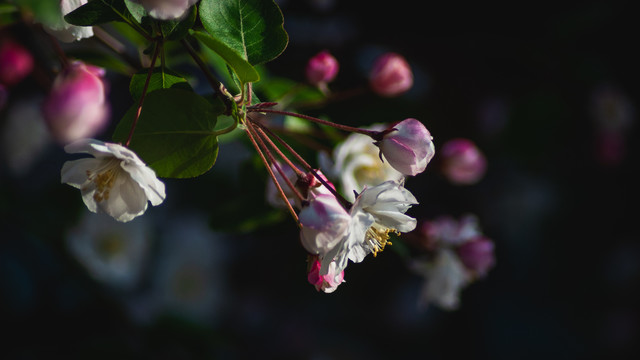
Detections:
2,0,638,359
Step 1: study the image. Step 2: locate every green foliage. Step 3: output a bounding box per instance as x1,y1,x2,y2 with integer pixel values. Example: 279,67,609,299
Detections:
112,89,224,179
129,67,192,100
160,4,197,41
190,30,260,85
64,0,131,26
199,0,288,66
14,0,60,26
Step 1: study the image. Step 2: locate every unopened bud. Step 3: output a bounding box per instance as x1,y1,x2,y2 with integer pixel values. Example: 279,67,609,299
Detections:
307,256,344,293
440,138,487,185
377,118,435,176
0,40,34,86
42,61,110,144
306,50,339,86
457,236,495,277
369,52,413,97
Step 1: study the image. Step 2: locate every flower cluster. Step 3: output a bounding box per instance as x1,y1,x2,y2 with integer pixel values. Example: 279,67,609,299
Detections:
3,0,494,298
409,214,495,310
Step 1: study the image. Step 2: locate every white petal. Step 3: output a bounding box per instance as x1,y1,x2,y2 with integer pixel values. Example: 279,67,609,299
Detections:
61,158,101,187
121,162,166,206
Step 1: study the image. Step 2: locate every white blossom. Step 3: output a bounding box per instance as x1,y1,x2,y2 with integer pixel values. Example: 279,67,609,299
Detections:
44,0,94,43
130,0,199,20
319,180,418,276
61,139,165,222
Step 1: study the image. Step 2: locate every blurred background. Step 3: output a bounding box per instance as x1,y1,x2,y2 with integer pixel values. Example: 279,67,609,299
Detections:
1,0,638,359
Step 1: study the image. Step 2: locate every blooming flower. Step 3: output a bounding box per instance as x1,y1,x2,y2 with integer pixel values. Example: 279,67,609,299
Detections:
0,39,34,86
319,180,418,276
320,124,404,202
66,212,152,290
44,0,94,43
377,118,435,176
369,52,413,97
307,256,345,293
61,139,166,222
130,0,199,20
440,138,487,185
306,50,339,92
42,61,109,144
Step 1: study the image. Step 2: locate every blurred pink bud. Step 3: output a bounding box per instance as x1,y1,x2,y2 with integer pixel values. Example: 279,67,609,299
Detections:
0,40,34,86
307,257,344,293
457,236,495,277
440,138,487,185
306,50,339,86
42,61,110,144
369,52,413,97
378,118,435,176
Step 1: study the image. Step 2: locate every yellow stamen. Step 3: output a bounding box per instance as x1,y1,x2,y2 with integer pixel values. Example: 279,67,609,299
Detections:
366,224,399,257
85,158,122,203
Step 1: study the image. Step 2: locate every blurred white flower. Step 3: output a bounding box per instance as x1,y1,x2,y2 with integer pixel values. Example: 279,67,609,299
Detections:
127,214,225,325
66,212,152,290
320,124,404,202
61,139,166,222
1,97,52,176
412,249,470,311
130,0,198,20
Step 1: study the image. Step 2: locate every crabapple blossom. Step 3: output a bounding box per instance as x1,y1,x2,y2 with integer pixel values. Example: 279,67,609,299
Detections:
320,180,417,276
130,0,199,20
42,61,109,144
369,52,413,97
377,118,435,176
61,139,166,222
306,50,339,87
320,124,404,202
440,138,487,185
0,39,34,86
412,214,495,309
44,0,94,42
307,257,345,293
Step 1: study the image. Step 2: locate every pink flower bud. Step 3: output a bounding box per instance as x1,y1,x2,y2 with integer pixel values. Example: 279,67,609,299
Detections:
369,52,413,97
42,61,110,144
457,236,495,277
440,138,487,185
307,257,344,293
306,50,339,86
0,40,34,86
378,118,435,176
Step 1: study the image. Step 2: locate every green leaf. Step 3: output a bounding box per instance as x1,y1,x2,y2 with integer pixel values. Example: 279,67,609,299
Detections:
64,0,129,26
160,4,197,41
190,30,260,84
199,0,288,65
112,89,223,178
124,0,146,23
129,67,192,100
